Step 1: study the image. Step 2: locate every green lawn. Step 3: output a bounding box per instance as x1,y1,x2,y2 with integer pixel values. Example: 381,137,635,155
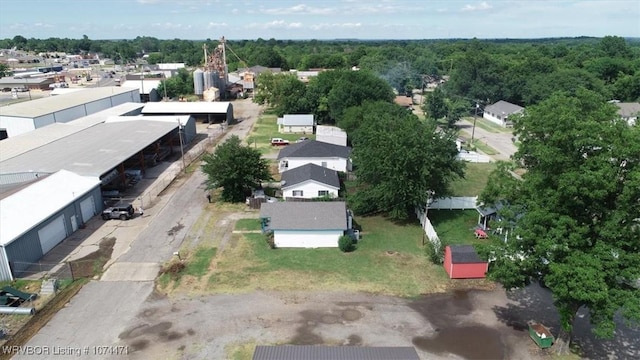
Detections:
245,113,316,154
427,210,486,246
235,218,263,231
471,139,499,155
208,216,451,297
464,116,513,133
450,162,497,196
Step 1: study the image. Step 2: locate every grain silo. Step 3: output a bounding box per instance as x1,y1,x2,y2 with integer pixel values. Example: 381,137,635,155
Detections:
193,68,204,95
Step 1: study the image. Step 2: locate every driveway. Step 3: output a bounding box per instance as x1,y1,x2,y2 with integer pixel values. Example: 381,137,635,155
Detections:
456,118,517,161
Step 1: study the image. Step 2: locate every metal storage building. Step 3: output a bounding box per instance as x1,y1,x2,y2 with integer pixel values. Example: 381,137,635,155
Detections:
0,86,140,138
141,101,234,124
0,170,101,280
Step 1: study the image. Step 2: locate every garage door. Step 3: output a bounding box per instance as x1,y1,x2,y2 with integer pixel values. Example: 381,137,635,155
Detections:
38,215,66,254
80,196,96,223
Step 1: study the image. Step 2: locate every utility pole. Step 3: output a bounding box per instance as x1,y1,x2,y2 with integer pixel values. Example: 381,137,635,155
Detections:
178,119,186,173
471,103,479,143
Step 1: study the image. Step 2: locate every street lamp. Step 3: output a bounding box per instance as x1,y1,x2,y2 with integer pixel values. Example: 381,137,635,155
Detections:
178,119,186,173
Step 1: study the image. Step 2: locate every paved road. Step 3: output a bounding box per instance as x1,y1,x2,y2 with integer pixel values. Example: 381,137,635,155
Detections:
16,99,263,360
456,118,517,161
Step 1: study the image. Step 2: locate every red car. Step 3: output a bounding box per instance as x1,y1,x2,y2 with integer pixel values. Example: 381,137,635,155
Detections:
270,138,290,146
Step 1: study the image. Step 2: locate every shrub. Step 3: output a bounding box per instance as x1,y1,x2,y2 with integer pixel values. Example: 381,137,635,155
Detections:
265,231,275,249
425,241,444,264
338,235,355,253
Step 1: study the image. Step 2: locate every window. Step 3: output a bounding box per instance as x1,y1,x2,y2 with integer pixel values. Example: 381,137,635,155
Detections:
318,190,329,197
292,190,304,197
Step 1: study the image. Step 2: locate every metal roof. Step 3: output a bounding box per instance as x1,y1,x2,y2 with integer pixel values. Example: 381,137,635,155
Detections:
0,102,144,162
252,345,420,360
449,245,485,264
281,163,340,189
141,101,231,114
277,140,351,160
484,100,524,116
120,79,162,95
316,125,347,138
0,120,177,177
0,170,101,246
259,202,347,230
0,87,138,118
615,102,640,118
278,114,314,126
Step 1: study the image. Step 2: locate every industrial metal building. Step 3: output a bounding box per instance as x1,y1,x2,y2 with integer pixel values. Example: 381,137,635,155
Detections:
0,86,140,138
141,101,234,125
0,114,196,281
0,170,102,280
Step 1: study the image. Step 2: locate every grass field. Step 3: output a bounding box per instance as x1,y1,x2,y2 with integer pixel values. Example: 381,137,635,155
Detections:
450,162,497,196
245,113,315,154
464,116,513,133
427,210,486,246
206,216,454,297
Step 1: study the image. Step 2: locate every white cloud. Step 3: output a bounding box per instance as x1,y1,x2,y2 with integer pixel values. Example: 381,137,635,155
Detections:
247,20,304,29
310,23,361,30
150,22,191,30
260,4,335,15
461,1,492,12
207,22,228,28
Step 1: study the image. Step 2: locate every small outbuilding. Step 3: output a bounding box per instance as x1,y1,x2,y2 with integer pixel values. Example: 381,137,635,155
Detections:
444,245,488,279
277,114,314,134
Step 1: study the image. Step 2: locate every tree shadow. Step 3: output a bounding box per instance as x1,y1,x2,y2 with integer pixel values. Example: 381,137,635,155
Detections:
492,283,640,359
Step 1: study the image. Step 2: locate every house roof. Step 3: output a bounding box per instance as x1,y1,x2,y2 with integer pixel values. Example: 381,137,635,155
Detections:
449,245,485,264
476,202,503,217
615,102,640,118
141,101,231,114
281,163,340,189
394,95,413,107
259,202,348,230
277,140,351,160
484,100,524,116
0,170,101,246
278,114,314,126
252,345,420,360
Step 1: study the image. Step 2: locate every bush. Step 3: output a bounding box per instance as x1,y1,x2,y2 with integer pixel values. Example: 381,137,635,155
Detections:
265,231,275,249
338,235,355,253
425,241,444,264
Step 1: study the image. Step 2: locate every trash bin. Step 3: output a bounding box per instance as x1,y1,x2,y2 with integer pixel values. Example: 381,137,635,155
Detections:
528,321,554,349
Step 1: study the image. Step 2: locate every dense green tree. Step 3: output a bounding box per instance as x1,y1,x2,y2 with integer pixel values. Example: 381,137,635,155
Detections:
253,72,308,115
326,70,395,123
0,63,11,77
350,103,464,220
425,87,447,121
479,89,640,354
201,136,273,203
445,98,470,128
338,101,410,137
156,68,193,98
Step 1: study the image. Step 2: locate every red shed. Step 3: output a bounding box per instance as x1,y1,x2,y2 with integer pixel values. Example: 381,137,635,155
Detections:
444,245,488,279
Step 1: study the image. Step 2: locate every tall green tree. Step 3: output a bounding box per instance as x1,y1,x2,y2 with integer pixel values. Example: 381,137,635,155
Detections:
201,136,273,203
350,103,464,220
479,89,640,354
425,87,447,121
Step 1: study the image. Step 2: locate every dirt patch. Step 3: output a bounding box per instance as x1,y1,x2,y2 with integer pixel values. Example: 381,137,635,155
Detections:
68,237,115,278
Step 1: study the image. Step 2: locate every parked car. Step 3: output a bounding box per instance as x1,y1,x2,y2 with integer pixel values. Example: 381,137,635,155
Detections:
296,137,309,143
271,138,290,146
101,204,135,220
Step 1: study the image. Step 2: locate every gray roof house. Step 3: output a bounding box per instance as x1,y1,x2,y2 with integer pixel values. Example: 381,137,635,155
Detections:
614,102,640,126
483,100,525,127
252,345,420,360
277,140,352,173
277,114,315,134
259,202,349,248
281,163,340,199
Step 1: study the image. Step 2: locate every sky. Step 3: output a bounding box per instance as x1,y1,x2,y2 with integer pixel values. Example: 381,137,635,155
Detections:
0,0,638,41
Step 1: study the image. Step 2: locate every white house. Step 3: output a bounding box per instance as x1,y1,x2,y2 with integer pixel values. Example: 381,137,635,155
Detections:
259,202,350,248
315,125,347,146
277,140,351,173
483,100,524,127
614,102,640,126
281,163,340,199
277,114,314,134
